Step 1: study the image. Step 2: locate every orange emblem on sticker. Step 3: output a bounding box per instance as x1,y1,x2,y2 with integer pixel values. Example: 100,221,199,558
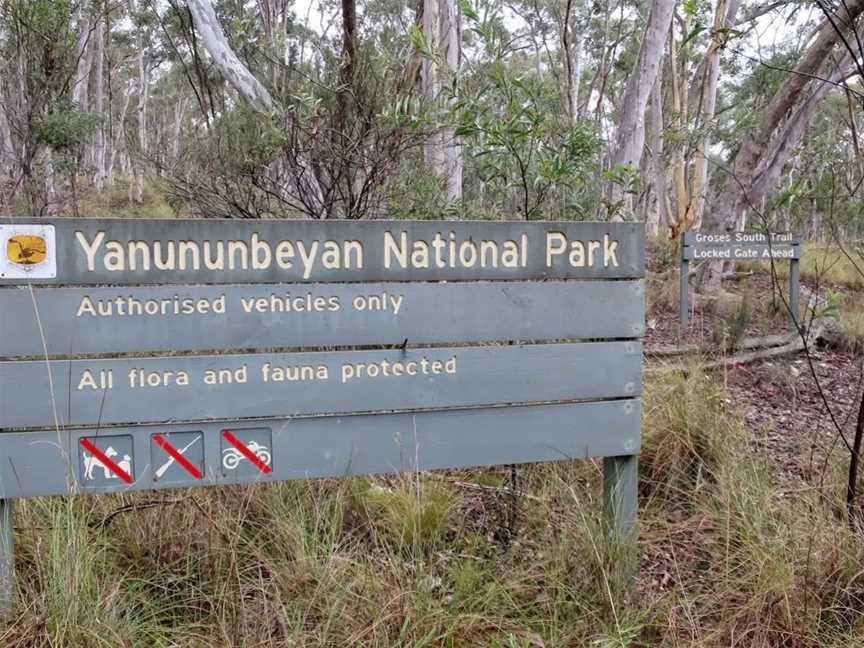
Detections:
7,234,47,265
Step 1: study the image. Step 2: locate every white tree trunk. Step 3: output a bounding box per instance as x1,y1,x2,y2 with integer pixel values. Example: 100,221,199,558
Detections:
92,16,106,191
41,147,57,215
132,35,148,204
441,0,462,202
645,74,668,236
689,0,742,229
0,80,14,177
606,0,676,216
422,0,462,201
564,0,585,123
422,0,442,171
73,1,94,111
107,82,133,187
172,96,188,162
187,0,278,112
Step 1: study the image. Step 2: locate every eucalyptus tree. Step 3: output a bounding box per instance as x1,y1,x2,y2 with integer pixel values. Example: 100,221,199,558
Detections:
174,0,427,219
420,0,462,201
700,0,864,291
0,0,100,215
604,0,675,218
454,0,601,219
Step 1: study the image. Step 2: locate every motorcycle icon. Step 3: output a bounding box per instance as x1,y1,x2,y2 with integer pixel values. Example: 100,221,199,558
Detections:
222,441,272,470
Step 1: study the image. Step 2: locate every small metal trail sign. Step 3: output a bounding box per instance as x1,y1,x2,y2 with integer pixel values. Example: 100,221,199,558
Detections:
0,217,646,608
679,231,801,331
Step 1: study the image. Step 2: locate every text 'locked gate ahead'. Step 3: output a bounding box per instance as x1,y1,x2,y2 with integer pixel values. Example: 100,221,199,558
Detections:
0,218,646,601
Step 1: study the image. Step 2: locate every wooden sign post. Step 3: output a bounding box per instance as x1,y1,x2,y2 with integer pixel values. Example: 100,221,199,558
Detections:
0,218,646,607
679,232,801,331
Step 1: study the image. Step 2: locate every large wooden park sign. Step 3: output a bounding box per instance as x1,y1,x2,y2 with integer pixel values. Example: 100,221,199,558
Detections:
0,218,645,602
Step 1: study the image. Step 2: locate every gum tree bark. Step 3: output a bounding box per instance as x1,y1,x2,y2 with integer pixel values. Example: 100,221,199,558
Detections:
92,16,106,190
668,22,688,235
644,74,669,236
687,0,742,232
605,0,676,217
699,0,864,291
72,0,94,111
131,11,148,204
563,0,585,123
107,81,133,187
422,0,462,201
0,80,13,179
186,0,329,213
186,0,278,112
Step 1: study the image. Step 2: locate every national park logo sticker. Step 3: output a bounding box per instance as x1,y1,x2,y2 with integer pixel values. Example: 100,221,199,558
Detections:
0,224,56,279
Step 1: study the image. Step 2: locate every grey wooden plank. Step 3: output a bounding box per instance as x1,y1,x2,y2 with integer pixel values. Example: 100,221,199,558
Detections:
0,280,645,357
0,342,641,429
0,399,640,498
0,218,644,285
682,244,799,260
683,232,800,246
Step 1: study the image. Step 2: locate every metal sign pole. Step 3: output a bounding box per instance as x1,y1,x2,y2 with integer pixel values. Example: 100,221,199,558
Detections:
680,243,690,328
0,498,13,613
789,248,801,334
603,455,638,580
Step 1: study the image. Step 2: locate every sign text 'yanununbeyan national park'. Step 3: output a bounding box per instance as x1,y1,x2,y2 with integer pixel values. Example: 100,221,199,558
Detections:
0,218,644,534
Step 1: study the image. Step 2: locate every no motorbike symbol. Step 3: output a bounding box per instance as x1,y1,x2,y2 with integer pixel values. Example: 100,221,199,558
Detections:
221,429,273,476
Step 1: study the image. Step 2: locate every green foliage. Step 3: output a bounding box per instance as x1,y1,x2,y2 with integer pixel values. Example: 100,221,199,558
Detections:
33,101,100,152
646,234,681,269
701,291,754,351
441,0,604,219
729,294,753,347
408,23,433,60
601,163,639,220
819,289,844,320
385,159,458,219
199,107,288,174
456,64,601,218
717,49,798,150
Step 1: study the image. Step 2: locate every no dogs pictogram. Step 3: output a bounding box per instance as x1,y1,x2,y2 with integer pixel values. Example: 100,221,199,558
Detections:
79,437,134,484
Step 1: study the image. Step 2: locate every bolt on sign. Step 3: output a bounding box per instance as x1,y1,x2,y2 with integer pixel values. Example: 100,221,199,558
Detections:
0,218,645,604
679,231,802,330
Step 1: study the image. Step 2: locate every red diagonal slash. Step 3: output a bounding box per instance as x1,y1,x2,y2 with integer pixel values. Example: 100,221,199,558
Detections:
222,430,273,474
79,437,133,484
153,434,203,480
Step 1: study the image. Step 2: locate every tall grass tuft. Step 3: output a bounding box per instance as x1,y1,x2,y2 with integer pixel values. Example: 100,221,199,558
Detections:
641,370,744,506
838,294,864,353
8,498,172,647
350,476,453,556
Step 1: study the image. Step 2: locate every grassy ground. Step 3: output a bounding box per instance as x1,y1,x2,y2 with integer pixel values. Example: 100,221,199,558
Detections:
2,370,863,647
798,245,864,289
736,244,864,289
7,176,175,220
